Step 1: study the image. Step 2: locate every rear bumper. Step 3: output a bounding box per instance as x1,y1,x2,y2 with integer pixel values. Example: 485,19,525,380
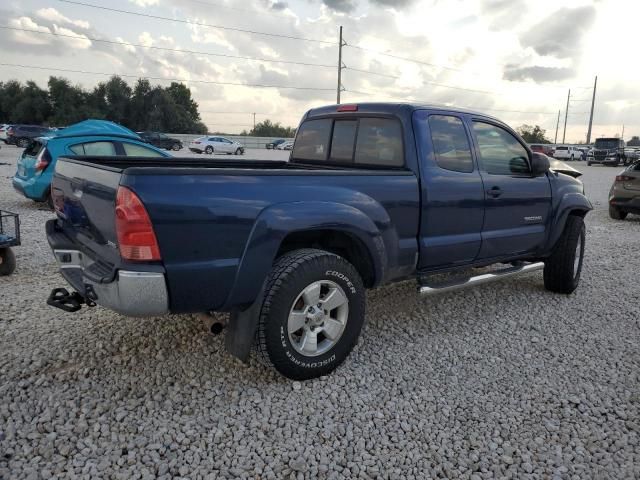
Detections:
610,195,640,213
46,220,169,317
12,175,49,202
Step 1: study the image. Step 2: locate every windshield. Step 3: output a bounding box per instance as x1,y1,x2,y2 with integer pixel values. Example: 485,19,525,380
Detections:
595,139,620,149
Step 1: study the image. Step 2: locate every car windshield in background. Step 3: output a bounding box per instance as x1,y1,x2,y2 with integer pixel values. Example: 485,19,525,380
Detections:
292,117,403,167
556,146,568,150
595,139,620,149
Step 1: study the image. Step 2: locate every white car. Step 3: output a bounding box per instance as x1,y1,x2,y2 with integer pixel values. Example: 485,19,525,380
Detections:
189,136,244,155
553,145,582,161
0,124,11,143
276,140,294,150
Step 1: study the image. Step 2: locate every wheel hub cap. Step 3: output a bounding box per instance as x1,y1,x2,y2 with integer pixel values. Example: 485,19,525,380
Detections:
287,280,349,357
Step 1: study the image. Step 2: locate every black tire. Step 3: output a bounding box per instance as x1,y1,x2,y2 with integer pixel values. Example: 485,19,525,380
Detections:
543,215,585,294
205,146,214,154
172,143,181,151
0,248,16,276
587,161,592,166
235,148,242,155
255,248,365,380
609,205,627,220
46,189,54,210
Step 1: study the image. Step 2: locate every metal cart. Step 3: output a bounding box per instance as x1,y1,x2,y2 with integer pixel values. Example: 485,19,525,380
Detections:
0,210,20,276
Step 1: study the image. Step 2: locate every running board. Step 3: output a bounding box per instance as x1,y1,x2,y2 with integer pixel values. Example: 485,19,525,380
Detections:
418,262,544,296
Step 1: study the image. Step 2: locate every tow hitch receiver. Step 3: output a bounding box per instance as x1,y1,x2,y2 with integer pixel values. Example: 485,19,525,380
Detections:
47,287,96,313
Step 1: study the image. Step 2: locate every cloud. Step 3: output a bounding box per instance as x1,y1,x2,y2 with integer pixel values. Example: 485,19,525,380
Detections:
271,1,288,10
369,0,416,8
503,65,573,83
479,0,527,30
321,0,357,13
36,7,90,29
128,0,160,6
520,6,596,59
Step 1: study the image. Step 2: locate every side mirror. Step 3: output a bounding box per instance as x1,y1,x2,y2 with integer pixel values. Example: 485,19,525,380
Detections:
531,152,550,176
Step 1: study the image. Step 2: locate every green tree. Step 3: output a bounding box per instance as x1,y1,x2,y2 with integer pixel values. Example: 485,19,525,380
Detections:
242,119,296,137
48,77,89,126
12,81,51,125
517,124,551,144
103,76,132,125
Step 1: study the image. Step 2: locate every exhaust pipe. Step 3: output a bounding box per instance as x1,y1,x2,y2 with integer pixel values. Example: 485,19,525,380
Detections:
197,312,228,336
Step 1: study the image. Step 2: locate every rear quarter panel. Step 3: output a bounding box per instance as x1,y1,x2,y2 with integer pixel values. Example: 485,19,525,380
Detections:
123,170,419,312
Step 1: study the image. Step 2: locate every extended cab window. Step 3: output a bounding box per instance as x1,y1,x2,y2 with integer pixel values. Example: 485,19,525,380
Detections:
70,141,116,156
472,122,530,175
292,119,332,161
354,118,403,167
428,115,474,173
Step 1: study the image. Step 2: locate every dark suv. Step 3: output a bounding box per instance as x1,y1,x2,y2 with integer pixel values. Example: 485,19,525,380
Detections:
6,125,52,148
138,131,183,151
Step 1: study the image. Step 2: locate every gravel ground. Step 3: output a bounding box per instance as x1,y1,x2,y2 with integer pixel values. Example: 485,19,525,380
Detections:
1,144,639,479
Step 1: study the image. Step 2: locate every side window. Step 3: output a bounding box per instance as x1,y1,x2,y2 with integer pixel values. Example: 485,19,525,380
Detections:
428,115,474,173
122,142,164,157
330,120,357,162
292,119,332,161
69,141,116,156
354,118,403,167
223,139,233,144
208,137,216,142
472,122,530,175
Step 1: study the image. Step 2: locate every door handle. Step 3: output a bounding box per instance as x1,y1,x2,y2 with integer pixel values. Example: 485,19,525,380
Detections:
486,186,502,198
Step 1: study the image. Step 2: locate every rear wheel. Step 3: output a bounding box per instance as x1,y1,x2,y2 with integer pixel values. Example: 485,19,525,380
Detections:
172,143,181,151
609,205,628,220
0,248,16,276
255,249,365,380
205,146,214,154
543,215,585,294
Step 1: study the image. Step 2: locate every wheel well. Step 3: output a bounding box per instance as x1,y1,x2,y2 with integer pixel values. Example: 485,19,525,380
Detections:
569,209,588,218
276,230,376,287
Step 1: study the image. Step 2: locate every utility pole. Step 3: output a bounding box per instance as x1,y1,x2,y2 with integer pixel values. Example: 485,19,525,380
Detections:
562,89,570,144
621,124,625,140
585,76,597,145
252,112,256,131
554,110,560,144
337,25,344,104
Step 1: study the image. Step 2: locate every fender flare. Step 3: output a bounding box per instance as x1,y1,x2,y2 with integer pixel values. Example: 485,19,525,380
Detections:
546,192,593,252
223,201,387,310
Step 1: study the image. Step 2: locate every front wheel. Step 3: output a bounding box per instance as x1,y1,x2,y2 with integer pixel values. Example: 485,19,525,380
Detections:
255,249,365,380
235,148,242,155
172,143,181,151
0,248,16,276
543,215,585,294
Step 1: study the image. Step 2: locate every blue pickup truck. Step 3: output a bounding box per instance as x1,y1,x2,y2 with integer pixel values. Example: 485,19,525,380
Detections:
46,103,592,380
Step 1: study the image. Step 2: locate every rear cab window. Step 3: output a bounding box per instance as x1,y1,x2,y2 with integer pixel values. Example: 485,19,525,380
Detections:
292,117,404,167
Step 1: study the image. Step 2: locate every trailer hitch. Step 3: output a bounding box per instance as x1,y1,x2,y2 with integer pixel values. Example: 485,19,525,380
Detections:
47,287,96,313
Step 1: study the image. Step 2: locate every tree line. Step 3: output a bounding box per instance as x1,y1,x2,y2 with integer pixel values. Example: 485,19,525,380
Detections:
0,76,207,134
241,119,296,138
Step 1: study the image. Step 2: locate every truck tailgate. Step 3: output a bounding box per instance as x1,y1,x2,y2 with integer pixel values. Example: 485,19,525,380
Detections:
52,158,123,270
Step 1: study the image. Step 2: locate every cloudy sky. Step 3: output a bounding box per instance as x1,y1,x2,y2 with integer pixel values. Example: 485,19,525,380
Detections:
0,0,637,141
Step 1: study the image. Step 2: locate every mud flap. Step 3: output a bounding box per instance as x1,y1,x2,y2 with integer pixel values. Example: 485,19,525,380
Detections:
225,283,266,363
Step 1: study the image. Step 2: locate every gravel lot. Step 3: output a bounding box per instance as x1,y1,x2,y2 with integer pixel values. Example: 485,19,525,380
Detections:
1,143,639,479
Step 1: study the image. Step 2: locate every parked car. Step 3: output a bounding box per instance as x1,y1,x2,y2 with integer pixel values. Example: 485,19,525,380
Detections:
608,161,640,220
587,138,628,166
553,145,582,161
189,136,244,155
266,139,285,149
6,125,52,148
12,120,170,207
529,144,554,156
45,102,592,380
0,124,12,143
277,140,294,150
138,131,183,151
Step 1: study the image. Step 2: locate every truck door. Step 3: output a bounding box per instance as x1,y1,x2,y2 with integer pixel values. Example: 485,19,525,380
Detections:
414,111,485,269
470,120,551,259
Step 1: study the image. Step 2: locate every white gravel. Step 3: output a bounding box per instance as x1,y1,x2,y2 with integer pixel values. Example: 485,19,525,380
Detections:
1,143,639,479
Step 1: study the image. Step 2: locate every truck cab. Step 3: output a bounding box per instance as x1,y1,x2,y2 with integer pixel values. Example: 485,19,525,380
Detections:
588,138,627,166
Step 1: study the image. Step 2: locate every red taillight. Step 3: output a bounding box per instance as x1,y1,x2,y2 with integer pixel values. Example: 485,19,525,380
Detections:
337,104,358,112
616,175,633,182
194,141,201,144
35,148,51,171
115,186,161,261
7,127,14,136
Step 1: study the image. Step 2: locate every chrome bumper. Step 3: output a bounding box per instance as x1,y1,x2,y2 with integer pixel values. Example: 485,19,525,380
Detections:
53,249,169,317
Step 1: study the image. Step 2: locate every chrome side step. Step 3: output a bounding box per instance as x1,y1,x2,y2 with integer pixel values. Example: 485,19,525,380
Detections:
418,262,544,296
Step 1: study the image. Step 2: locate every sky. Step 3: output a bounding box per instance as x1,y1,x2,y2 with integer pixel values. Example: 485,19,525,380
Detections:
0,0,637,142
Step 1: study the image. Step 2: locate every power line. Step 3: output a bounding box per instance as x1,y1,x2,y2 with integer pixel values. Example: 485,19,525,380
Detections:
0,62,336,92
179,0,292,19
0,26,335,68
57,0,336,45
343,67,399,79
